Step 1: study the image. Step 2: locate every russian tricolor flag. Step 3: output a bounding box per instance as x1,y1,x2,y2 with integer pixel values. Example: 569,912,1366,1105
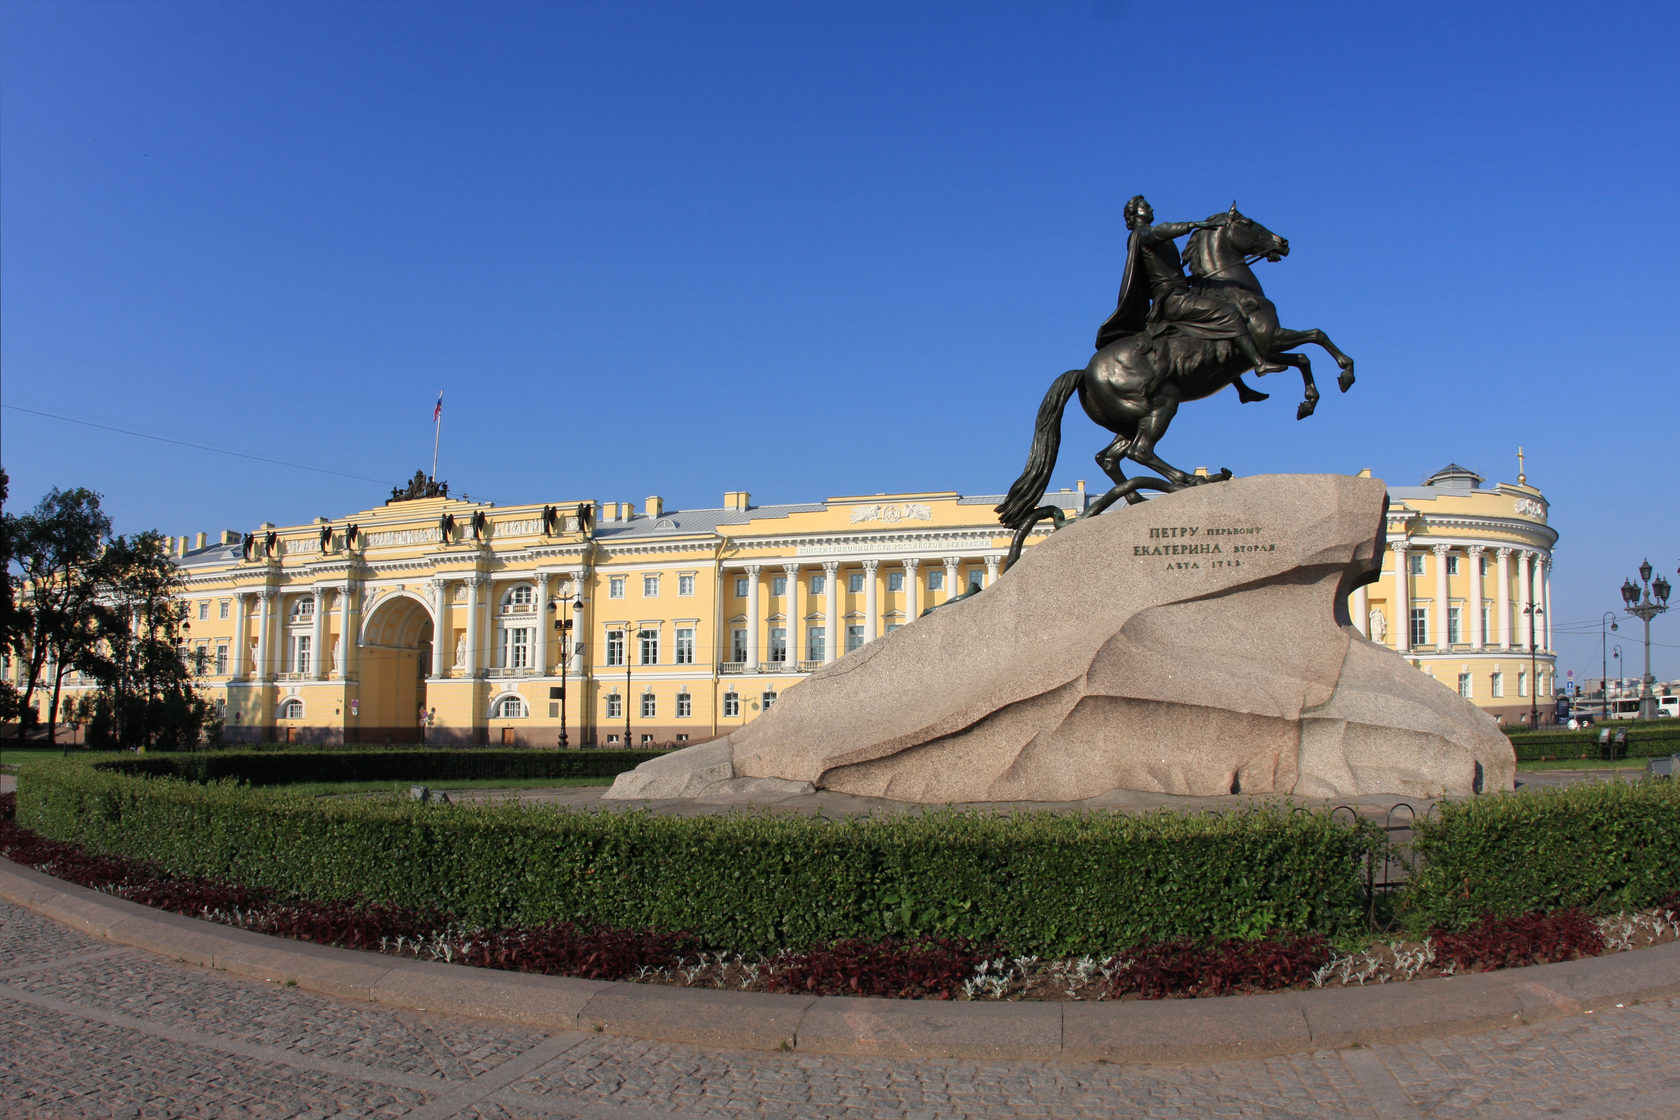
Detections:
433,391,444,422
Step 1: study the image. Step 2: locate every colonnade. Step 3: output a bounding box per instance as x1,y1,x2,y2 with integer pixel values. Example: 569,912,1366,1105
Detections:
1351,543,1552,654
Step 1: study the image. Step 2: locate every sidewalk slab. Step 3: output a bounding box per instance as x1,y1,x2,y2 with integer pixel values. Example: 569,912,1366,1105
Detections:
1299,972,1525,1048
1506,941,1680,1014
1063,992,1310,1063
578,983,816,1051
794,996,1063,1060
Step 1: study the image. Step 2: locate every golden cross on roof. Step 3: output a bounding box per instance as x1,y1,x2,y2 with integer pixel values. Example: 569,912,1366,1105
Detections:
1517,445,1526,485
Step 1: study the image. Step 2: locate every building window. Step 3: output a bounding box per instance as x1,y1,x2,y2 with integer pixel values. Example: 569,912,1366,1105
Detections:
928,570,944,591
968,571,984,593
501,627,531,668
1409,553,1425,575
762,690,777,711
609,577,625,599
676,691,691,718
643,574,660,597
606,629,625,666
678,574,695,597
771,575,787,596
641,692,656,718
731,628,747,663
640,734,654,746
723,691,740,717
810,574,825,595
885,623,903,635
198,601,209,621
1447,606,1463,644
290,596,315,623
1447,555,1460,575
494,695,528,718
606,694,622,718
768,627,787,663
606,733,620,745
638,629,659,665
1458,673,1472,698
215,645,228,675
888,571,904,591
675,627,694,664
279,698,304,719
1409,608,1428,649
848,572,864,593
1518,672,1528,697
503,585,534,611
846,624,864,652
734,576,749,598
219,600,230,619
1491,671,1504,698
289,635,312,675
807,626,826,661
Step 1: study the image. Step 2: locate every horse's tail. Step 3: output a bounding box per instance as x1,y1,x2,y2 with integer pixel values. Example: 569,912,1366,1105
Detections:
995,368,1083,529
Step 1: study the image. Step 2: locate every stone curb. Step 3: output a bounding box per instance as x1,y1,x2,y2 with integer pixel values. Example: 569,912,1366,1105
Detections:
3,858,1678,1063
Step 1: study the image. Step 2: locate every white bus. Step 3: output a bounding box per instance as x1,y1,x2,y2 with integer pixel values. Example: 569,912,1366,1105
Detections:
1603,695,1679,719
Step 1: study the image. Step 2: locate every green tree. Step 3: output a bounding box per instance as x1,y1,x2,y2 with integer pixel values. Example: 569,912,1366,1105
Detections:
85,531,213,750
6,485,111,744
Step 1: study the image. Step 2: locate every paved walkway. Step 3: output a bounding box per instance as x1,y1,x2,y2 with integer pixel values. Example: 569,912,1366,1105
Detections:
4,869,1680,1118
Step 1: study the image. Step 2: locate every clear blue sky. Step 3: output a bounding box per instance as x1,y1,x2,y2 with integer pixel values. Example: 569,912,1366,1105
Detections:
4,1,1677,685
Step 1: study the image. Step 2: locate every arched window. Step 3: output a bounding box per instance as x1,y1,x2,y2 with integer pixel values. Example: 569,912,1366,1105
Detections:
500,585,535,613
289,596,315,624
493,695,528,718
279,698,304,719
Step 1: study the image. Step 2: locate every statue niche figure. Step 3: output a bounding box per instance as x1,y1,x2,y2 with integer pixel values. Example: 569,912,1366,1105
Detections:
995,198,1357,569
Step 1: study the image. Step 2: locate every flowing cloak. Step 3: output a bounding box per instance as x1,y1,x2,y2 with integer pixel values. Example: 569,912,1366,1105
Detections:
1094,229,1150,351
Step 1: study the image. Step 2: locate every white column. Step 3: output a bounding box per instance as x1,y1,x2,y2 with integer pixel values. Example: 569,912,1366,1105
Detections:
338,581,355,679
310,586,328,679
1433,545,1451,651
1390,541,1410,653
943,556,961,602
1496,548,1513,651
1468,546,1486,649
1541,558,1553,651
985,556,1000,587
744,564,762,669
430,579,449,678
903,559,920,623
533,571,550,674
231,594,251,678
465,575,483,676
1351,582,1369,636
862,560,879,642
1517,551,1534,651
822,562,839,664
255,589,276,680
783,563,800,666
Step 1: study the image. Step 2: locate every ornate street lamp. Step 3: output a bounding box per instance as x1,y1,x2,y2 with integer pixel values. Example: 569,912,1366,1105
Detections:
1600,611,1619,720
547,588,583,748
1522,560,1546,728
1618,559,1671,720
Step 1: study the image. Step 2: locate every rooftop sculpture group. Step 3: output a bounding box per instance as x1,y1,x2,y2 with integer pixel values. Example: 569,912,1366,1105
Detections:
996,197,1357,568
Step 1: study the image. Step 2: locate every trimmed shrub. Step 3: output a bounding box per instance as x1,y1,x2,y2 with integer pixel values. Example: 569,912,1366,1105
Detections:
92,748,665,785
1401,780,1680,931
15,759,1381,957
1506,727,1680,762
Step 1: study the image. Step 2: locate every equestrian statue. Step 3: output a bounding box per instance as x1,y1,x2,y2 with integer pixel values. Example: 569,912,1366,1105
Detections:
995,196,1355,569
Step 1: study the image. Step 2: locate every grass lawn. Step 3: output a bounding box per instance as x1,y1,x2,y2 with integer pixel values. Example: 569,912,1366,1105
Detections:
1514,757,1651,772
0,746,107,773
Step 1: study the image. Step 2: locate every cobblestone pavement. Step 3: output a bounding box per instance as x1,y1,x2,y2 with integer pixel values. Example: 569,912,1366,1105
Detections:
4,901,1679,1119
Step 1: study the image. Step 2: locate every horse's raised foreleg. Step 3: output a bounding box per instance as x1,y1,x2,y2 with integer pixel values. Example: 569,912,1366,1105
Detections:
1275,352,1320,420
1273,327,1355,393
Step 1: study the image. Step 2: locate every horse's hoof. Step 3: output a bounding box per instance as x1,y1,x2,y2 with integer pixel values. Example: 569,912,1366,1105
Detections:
1338,369,1355,392
1297,402,1315,421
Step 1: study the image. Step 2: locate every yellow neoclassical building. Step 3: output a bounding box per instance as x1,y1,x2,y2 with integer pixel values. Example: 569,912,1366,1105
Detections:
11,462,1558,744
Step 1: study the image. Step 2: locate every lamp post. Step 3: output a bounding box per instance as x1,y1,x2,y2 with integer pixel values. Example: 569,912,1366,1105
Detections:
1618,559,1671,720
624,622,634,748
1600,611,1619,721
1612,645,1623,707
1522,558,1545,728
547,588,582,748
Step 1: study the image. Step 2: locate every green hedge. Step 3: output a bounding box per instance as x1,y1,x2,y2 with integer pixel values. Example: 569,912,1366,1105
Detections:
92,748,667,786
1401,780,1680,931
1506,726,1680,762
15,759,1381,956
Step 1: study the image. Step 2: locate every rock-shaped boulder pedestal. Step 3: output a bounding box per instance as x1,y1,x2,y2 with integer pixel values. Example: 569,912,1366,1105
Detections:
606,474,1515,803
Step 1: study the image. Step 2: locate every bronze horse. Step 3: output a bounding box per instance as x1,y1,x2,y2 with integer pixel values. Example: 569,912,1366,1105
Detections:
996,205,1355,567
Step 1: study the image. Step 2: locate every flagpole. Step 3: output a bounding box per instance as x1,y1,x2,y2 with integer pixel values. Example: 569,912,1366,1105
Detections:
431,390,443,482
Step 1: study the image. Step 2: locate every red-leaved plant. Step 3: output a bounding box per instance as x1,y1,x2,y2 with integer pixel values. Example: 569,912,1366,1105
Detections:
764,937,988,999
1430,910,1606,972
1108,934,1331,1000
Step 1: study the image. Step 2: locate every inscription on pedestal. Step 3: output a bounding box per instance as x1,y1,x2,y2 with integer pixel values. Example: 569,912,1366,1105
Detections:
1131,524,1277,571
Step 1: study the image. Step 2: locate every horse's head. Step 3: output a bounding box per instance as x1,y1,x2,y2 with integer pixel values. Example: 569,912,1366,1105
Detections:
1218,203,1288,262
